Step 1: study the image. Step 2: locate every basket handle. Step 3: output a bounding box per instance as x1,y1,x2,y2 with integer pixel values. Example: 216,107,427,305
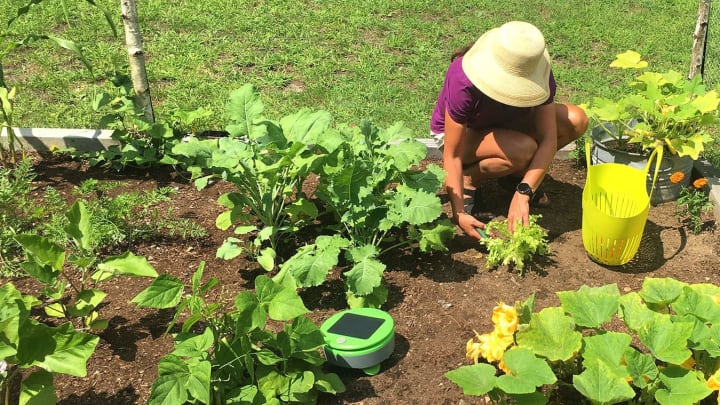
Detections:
585,139,665,195
643,144,664,197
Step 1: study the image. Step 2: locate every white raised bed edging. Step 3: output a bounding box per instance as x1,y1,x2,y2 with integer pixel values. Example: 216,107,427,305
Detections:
2,129,718,223
0,127,118,152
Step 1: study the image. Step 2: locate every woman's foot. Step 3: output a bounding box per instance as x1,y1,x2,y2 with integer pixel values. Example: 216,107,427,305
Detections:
464,187,496,222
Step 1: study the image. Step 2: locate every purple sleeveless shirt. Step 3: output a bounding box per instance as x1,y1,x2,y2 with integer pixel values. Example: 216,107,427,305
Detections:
430,57,556,134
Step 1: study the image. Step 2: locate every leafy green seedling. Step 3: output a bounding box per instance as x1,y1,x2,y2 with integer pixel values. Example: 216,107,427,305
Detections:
479,215,550,274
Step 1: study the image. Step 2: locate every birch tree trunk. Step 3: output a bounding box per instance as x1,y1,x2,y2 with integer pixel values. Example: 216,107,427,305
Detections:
120,0,154,123
688,0,710,80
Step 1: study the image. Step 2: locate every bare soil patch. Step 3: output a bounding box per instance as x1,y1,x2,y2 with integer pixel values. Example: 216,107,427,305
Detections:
6,154,720,405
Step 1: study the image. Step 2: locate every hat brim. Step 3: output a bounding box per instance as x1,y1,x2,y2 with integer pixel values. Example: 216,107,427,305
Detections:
461,29,551,108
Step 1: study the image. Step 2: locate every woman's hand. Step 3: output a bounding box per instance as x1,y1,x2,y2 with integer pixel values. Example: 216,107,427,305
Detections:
456,212,487,240
507,192,531,233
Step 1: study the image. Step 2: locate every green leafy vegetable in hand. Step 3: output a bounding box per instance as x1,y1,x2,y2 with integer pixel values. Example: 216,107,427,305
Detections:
480,215,550,273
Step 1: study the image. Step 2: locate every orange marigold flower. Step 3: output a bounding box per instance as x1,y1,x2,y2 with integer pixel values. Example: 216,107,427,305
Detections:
669,171,685,184
693,178,708,189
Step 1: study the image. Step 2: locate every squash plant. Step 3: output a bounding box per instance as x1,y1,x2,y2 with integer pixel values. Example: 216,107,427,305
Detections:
446,278,720,404
133,266,345,405
274,120,455,308
172,84,327,271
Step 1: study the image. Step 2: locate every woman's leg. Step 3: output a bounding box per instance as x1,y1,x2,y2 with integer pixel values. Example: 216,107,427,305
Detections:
461,127,538,185
556,104,589,149
461,103,588,187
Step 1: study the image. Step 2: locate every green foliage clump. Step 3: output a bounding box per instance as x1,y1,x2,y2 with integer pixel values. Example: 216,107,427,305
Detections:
480,215,550,274
133,265,345,405
447,279,720,404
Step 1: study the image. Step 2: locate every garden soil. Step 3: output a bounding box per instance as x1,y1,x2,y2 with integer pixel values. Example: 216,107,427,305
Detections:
7,154,720,405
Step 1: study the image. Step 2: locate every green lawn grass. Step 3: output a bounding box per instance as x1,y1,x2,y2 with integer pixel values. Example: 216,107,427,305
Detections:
0,0,707,145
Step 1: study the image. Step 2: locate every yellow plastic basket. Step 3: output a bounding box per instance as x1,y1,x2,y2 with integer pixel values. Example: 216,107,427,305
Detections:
581,141,663,265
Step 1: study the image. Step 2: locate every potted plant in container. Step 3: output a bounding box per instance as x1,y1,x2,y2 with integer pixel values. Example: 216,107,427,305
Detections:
583,50,719,204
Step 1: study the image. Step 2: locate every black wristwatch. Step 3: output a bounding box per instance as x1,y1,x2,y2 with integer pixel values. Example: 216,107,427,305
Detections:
516,182,534,198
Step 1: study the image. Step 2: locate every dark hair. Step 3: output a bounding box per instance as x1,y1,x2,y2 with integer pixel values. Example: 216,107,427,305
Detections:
451,42,474,62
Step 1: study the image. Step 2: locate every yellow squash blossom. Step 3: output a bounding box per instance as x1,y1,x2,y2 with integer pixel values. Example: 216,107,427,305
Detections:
669,171,685,184
491,302,519,337
707,368,720,391
694,178,708,189
466,335,482,363
477,330,514,363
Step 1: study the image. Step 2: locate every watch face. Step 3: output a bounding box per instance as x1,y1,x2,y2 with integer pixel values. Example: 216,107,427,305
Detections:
517,182,533,196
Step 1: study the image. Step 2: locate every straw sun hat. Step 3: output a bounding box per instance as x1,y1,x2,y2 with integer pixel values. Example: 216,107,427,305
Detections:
461,21,551,108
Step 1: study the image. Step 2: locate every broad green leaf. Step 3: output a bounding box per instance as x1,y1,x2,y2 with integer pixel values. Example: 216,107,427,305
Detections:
387,139,426,171
67,289,107,317
19,261,60,286
172,328,214,357
0,283,32,358
623,348,658,389
515,307,582,361
256,349,284,365
19,370,56,405
619,292,660,331
573,358,635,404
402,163,445,194
14,234,65,271
217,237,245,260
496,347,557,394
267,286,309,321
580,332,632,368
44,302,66,318
672,286,720,323
64,200,93,251
224,385,259,404
280,235,349,287
445,363,498,396
344,255,385,297
17,322,99,377
147,375,189,405
557,284,620,328
280,109,331,145
234,291,266,333
257,248,276,271
692,90,720,113
638,315,693,364
313,371,346,394
386,186,443,226
609,50,648,69
346,284,389,309
257,367,288,399
289,316,326,352
186,358,212,405
415,220,455,253
95,252,158,280
131,274,184,309
225,84,265,138
280,370,315,402
655,366,712,405
212,137,255,168
639,278,687,306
